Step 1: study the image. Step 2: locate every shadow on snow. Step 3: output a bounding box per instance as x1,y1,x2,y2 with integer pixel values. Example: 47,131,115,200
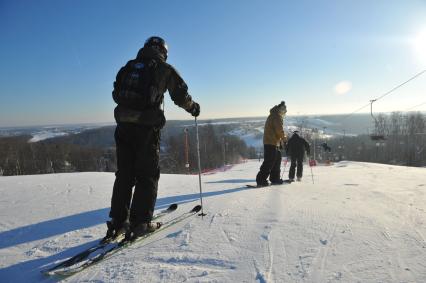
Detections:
0,183,255,282
205,178,255,184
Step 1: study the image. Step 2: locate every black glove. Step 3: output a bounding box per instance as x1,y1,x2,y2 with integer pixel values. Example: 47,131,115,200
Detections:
189,102,200,117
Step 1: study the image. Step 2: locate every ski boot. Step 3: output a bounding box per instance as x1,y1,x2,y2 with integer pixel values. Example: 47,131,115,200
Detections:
270,179,284,185
296,177,302,182
256,176,270,187
101,219,129,244
125,222,162,242
256,180,270,188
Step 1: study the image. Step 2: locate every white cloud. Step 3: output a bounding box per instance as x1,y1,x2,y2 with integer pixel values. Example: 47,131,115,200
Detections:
334,81,352,95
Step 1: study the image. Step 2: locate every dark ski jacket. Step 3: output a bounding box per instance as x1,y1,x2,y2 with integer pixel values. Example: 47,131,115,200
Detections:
285,133,310,159
113,46,196,128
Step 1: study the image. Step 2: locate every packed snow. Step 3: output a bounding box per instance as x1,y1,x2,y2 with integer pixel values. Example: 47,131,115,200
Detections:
0,160,425,282
28,131,69,143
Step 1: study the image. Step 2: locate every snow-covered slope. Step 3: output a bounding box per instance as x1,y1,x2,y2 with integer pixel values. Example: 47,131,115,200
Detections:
1,161,426,282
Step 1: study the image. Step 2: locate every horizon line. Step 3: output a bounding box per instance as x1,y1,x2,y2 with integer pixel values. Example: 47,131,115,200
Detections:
1,110,425,129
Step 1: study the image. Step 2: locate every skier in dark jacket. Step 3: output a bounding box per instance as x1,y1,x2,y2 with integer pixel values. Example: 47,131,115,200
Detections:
285,131,310,182
105,36,200,242
256,101,288,187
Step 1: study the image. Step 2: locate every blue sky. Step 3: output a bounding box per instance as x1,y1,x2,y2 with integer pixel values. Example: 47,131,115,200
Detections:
1,0,425,127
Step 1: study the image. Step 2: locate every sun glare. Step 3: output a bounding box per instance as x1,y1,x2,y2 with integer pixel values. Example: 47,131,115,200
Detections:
414,29,426,66
334,81,352,95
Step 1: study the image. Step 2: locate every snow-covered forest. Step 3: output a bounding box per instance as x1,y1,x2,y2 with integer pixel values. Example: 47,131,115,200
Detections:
1,112,425,176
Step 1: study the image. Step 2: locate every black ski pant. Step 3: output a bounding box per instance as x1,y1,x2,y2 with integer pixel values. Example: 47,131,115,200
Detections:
256,144,282,183
109,123,160,225
288,155,304,179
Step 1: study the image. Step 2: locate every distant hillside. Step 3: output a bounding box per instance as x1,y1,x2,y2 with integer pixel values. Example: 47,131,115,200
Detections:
0,113,376,142
45,126,116,149
286,113,374,135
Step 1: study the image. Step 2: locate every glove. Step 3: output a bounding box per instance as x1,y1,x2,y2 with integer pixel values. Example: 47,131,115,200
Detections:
189,102,200,117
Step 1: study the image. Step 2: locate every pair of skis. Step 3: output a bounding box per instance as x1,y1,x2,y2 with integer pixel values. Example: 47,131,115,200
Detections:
42,204,201,277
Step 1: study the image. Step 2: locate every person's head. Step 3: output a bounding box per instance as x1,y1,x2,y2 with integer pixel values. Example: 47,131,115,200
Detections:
270,101,287,116
277,101,287,115
292,130,300,137
143,36,168,60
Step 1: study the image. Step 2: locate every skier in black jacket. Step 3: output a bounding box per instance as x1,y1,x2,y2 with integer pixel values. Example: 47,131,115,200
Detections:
105,36,200,242
285,131,310,182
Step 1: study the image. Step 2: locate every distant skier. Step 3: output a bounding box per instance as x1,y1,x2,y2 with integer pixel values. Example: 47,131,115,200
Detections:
105,36,200,242
321,142,331,152
285,131,310,182
256,101,288,187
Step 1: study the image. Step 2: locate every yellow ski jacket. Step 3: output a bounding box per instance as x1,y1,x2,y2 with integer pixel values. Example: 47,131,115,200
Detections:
263,105,287,146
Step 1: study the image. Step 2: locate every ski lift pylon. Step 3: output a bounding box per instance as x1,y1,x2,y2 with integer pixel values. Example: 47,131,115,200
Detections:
369,99,386,141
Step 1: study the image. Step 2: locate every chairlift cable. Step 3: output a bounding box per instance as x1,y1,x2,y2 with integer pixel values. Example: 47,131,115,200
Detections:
339,69,426,122
373,69,426,103
406,101,426,111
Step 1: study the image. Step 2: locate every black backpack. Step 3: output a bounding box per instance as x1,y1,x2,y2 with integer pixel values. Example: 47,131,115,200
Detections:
112,58,162,110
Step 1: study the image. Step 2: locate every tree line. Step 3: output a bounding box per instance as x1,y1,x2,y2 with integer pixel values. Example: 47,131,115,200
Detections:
0,135,117,176
313,112,426,167
4,112,423,176
0,123,257,176
161,123,257,174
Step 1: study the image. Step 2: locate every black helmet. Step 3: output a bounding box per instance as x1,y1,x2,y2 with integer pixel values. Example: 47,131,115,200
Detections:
144,36,168,59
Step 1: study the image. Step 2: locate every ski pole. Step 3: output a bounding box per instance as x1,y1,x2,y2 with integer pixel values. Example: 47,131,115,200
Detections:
309,159,314,184
195,117,206,217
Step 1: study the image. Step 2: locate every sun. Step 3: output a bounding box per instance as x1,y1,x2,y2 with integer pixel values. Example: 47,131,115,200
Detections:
413,29,426,66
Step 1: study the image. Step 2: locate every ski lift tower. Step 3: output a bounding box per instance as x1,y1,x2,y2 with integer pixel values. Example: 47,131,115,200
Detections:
312,128,319,160
369,99,386,141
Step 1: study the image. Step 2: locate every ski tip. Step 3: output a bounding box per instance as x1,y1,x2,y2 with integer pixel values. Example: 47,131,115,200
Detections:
168,203,178,211
191,205,202,213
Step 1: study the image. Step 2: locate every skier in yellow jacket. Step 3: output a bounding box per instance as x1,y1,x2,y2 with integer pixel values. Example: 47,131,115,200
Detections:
256,101,288,187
